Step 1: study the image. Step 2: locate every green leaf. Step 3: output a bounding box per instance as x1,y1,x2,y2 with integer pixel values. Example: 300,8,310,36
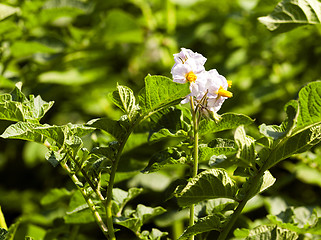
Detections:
112,188,143,215
0,4,19,21
111,84,138,121
259,170,276,193
134,205,166,225
1,122,65,147
198,139,236,163
147,228,168,240
259,124,287,141
10,41,58,58
237,170,276,200
268,206,321,235
114,204,166,233
199,113,254,136
296,81,321,129
0,86,54,123
0,206,7,230
64,190,96,224
45,150,66,167
265,122,321,168
245,225,298,240
104,9,143,43
234,125,256,166
176,169,238,207
66,123,94,138
114,217,141,233
86,117,128,142
178,214,223,240
39,0,93,25
262,82,321,168
258,0,321,32
41,188,72,205
138,75,190,119
148,106,190,142
38,69,95,85
149,128,188,142
142,147,188,173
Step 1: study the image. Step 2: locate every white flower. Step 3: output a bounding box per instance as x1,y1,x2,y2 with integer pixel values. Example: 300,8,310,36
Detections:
171,48,207,103
172,48,207,71
202,69,232,113
171,48,232,114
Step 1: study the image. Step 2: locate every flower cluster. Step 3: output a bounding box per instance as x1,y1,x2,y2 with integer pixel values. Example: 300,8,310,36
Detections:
171,48,232,115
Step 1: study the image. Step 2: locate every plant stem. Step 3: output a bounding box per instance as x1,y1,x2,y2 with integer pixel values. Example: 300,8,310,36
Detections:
189,97,199,240
217,169,265,240
105,125,135,240
67,151,105,201
61,162,109,239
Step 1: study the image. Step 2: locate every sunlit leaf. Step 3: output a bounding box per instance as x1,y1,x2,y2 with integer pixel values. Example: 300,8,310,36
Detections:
142,147,187,173
0,122,65,147
134,204,166,225
258,0,321,32
268,206,321,235
198,139,236,163
10,41,58,58
86,117,128,142
111,84,138,121
259,170,276,193
0,206,7,231
242,225,298,239
147,228,168,240
234,125,256,166
262,82,321,168
64,190,96,224
237,170,276,200
138,75,190,119
149,128,188,142
199,113,254,135
40,0,93,25
176,169,238,207
0,86,54,123
296,81,321,129
0,4,19,21
115,204,166,233
112,188,143,215
178,214,223,240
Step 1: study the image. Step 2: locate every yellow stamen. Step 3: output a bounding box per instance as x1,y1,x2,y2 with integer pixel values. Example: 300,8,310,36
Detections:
227,80,232,88
217,86,233,98
186,71,197,83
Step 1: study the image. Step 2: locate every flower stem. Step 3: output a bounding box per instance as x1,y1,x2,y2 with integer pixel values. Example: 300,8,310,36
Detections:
189,97,199,240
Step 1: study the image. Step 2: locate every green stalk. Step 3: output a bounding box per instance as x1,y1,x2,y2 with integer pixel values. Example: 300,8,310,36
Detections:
61,162,109,239
217,169,265,240
0,206,8,230
105,123,137,240
189,97,199,240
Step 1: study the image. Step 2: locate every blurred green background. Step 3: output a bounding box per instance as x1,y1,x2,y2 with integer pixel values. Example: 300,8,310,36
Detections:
1,0,321,239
